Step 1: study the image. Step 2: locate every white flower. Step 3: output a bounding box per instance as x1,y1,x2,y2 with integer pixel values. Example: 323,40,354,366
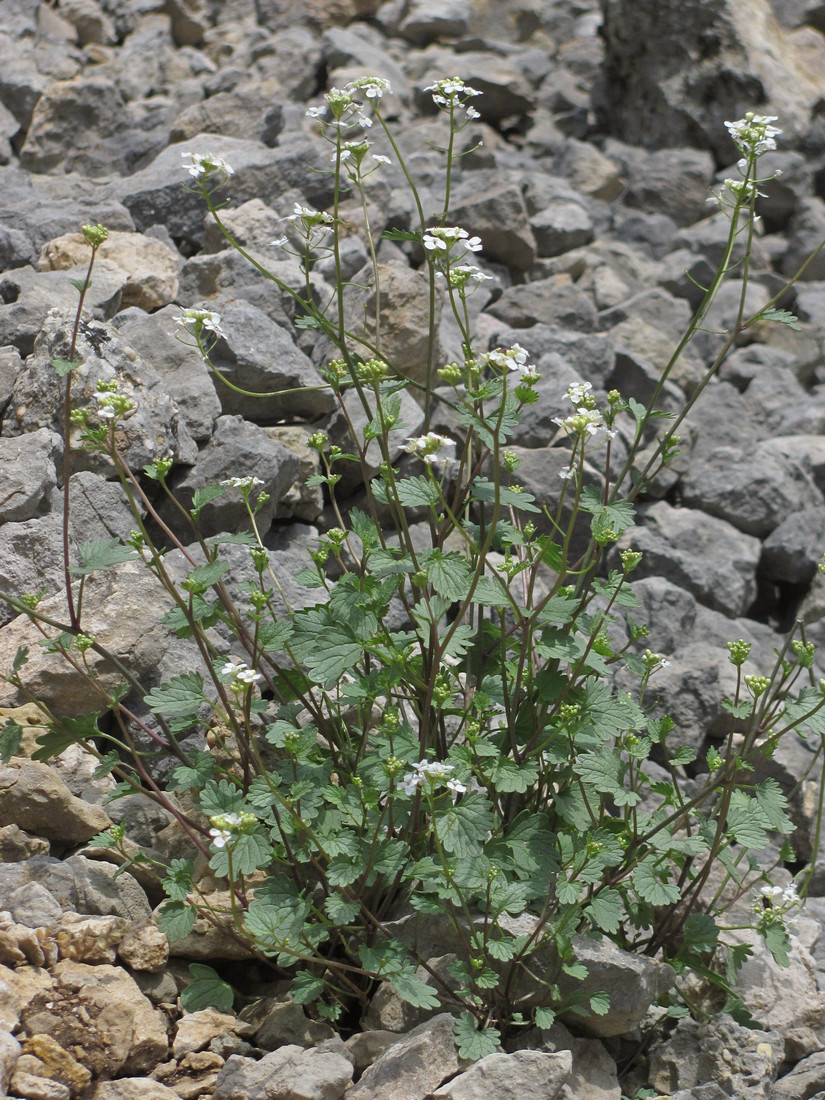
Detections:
174,308,228,341
346,76,392,99
446,777,467,795
399,772,422,795
414,760,455,779
566,380,593,406
220,476,265,490
402,432,456,465
553,407,610,438
270,235,289,248
221,658,263,686
724,113,781,157
559,464,575,480
209,827,232,848
182,152,234,181
422,226,482,255
372,154,391,165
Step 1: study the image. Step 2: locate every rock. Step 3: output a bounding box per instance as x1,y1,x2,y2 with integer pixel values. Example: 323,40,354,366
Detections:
36,232,180,313
20,76,162,177
0,824,49,862
346,1014,459,1099
117,922,170,974
22,959,169,1078
0,513,67,627
0,265,126,356
64,856,152,921
213,1041,353,1100
431,1050,573,1099
65,471,139,544
10,1068,71,1100
3,310,197,473
90,1080,184,1100
170,82,285,147
0,561,195,715
760,507,825,584
617,501,761,617
242,997,337,1051
681,437,825,537
0,428,61,522
599,0,825,161
206,299,334,422
55,914,125,965
450,179,537,273
0,1028,20,1094
174,1010,245,1059
514,1020,621,1100
771,1050,825,1099
111,306,221,443
647,1014,780,1098
0,759,111,845
531,201,595,258
9,883,64,929
160,414,300,539
344,1031,399,1076
396,0,472,44
485,279,597,331
17,1034,93,1096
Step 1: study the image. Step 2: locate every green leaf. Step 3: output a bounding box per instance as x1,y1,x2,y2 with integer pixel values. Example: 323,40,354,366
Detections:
290,971,327,1004
755,778,794,835
668,746,697,767
586,889,623,934
0,720,22,763
681,913,719,953
290,606,364,686
93,750,121,779
589,991,610,1015
392,475,441,509
763,921,791,967
52,357,81,376
388,970,441,1010
294,313,321,330
169,751,216,792
180,964,234,1013
33,712,102,761
191,484,226,517
68,277,88,294
758,307,801,330
161,596,221,637
12,646,29,672
69,538,139,575
163,858,195,902
383,227,421,242
209,830,272,877
632,858,680,906
489,755,539,794
436,791,494,857
471,477,540,513
349,508,380,551
324,893,360,924
156,900,198,941
726,791,769,849
453,1013,500,1061
535,1006,556,1029
423,549,471,601
183,561,230,592
144,672,205,722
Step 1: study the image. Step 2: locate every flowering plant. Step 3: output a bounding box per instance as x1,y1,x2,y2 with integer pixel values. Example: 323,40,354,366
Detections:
3,100,825,1059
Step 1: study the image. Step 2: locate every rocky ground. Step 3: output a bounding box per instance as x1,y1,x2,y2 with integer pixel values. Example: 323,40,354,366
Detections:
2,0,825,1097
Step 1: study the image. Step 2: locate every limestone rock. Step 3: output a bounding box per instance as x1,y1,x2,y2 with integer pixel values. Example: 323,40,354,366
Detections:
346,1014,459,1099
431,1049,573,1099
0,759,111,845
213,1041,353,1100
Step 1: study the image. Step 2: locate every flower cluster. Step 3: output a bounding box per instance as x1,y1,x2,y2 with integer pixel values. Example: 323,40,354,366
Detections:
94,386,136,424
553,381,616,442
752,882,801,934
272,203,335,252
209,811,257,849
307,78,391,135
334,139,391,177
399,759,466,797
173,308,227,346
425,77,482,122
485,344,540,383
423,225,482,258
182,152,234,187
221,658,263,687
436,264,494,295
725,113,781,159
401,431,456,466
221,476,265,492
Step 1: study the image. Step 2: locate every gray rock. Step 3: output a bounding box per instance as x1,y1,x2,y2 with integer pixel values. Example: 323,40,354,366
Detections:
66,470,140,544
396,0,472,44
513,1020,620,1100
91,1081,182,1100
599,0,824,162
209,299,335,422
487,323,616,391
0,824,49,862
347,1013,460,1099
242,996,336,1050
430,1050,573,1099
0,1029,21,1096
648,1013,780,1098
0,512,67,625
0,263,126,356
681,438,824,537
450,179,537,273
761,507,825,584
214,1042,353,1100
628,575,699,656
109,131,332,248
416,52,535,122
8,882,63,928
782,197,825,282
771,1050,825,1099
531,201,595,258
169,81,285,147
64,856,152,921
103,794,174,851
112,305,221,443
2,310,197,472
0,856,78,911
160,414,300,540
10,1070,71,1100
617,501,761,618
485,280,597,331
614,146,715,228
20,75,163,177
